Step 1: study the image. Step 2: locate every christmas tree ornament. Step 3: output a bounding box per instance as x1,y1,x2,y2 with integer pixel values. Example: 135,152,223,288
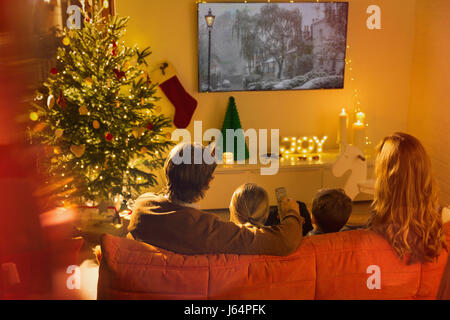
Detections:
47,94,55,109
92,120,100,129
84,77,93,87
53,146,62,155
115,100,120,108
105,132,114,142
29,112,39,121
146,122,154,131
55,128,64,138
79,106,89,115
35,92,44,101
220,97,249,161
50,67,58,75
62,37,70,46
152,62,197,129
132,127,145,139
57,91,67,108
113,68,126,81
111,41,118,56
138,147,149,154
33,122,47,133
70,144,86,158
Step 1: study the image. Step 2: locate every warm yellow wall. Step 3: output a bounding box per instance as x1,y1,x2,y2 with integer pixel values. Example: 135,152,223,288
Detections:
116,0,416,149
408,0,450,205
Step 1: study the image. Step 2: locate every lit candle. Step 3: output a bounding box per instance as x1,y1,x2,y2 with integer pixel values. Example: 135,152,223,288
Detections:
338,108,348,151
352,120,365,150
223,152,234,165
356,111,366,124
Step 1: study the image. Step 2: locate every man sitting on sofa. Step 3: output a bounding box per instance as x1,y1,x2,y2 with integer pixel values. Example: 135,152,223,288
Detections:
127,142,304,256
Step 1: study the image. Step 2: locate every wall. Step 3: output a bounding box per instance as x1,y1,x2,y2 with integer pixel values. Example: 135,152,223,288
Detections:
116,0,416,150
408,0,450,205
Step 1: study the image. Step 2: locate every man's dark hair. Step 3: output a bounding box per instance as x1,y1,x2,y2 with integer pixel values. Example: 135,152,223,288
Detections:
311,188,352,233
164,143,217,203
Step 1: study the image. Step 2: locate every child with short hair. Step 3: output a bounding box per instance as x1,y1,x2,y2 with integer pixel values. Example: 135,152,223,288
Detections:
308,188,352,236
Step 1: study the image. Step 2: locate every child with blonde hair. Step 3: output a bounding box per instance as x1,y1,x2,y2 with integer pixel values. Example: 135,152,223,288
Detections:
229,183,270,228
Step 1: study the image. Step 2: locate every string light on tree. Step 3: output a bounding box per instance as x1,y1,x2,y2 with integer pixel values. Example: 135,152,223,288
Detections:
28,2,173,207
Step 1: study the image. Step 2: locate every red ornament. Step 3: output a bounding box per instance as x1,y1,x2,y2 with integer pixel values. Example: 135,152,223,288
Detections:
146,122,154,131
50,67,58,75
57,91,67,108
113,68,126,81
111,41,118,57
105,132,114,142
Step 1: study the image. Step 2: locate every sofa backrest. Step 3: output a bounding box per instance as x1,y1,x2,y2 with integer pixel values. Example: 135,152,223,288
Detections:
97,224,450,300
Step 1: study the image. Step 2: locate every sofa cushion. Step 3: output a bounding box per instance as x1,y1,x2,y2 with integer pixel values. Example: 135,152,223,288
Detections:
98,234,316,300
98,224,450,300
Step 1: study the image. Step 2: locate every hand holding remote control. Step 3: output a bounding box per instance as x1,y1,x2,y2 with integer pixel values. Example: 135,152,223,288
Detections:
275,187,299,219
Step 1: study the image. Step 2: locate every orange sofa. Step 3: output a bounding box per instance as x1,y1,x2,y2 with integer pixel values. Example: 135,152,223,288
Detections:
97,223,450,300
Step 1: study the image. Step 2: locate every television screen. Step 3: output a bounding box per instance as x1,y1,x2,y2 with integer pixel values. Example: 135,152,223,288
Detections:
198,2,349,92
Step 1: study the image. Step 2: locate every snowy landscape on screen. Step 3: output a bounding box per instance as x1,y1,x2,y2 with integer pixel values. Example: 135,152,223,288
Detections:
198,2,349,92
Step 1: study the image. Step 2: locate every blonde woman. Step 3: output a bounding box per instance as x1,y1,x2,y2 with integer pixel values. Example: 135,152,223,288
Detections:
368,132,448,264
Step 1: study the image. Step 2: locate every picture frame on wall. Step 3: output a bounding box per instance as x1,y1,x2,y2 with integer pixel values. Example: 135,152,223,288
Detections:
197,2,349,92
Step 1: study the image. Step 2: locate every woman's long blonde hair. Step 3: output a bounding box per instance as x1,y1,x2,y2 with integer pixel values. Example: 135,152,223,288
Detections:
229,183,269,228
368,132,446,264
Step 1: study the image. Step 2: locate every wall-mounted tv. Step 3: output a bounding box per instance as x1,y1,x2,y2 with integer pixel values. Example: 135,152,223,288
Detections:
198,2,349,92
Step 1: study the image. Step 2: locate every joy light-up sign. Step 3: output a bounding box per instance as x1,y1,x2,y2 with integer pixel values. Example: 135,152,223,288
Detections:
279,136,328,159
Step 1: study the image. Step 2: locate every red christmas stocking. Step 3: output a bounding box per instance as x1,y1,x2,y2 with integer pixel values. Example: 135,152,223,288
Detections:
159,76,197,129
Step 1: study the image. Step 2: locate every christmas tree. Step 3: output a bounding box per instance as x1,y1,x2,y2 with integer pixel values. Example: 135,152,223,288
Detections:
29,3,173,205
220,97,249,161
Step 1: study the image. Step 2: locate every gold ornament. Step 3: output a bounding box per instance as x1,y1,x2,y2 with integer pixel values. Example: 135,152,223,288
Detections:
116,100,120,108
47,94,55,109
62,37,70,46
55,129,64,138
29,112,38,121
70,144,86,158
84,77,93,87
79,106,89,115
132,127,145,139
53,146,62,155
93,120,100,129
